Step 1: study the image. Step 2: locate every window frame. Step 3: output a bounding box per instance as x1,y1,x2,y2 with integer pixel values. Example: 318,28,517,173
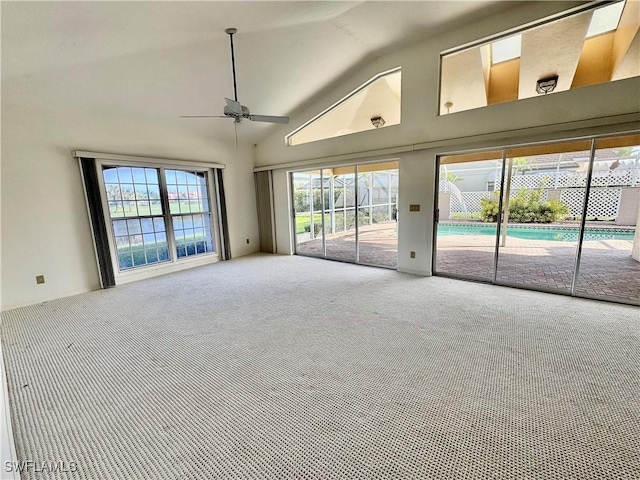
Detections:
95,157,222,283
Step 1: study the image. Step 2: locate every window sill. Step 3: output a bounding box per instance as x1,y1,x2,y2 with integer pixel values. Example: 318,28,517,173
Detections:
114,253,219,285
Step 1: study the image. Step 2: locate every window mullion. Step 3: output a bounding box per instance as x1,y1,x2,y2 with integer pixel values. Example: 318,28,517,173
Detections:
158,167,177,262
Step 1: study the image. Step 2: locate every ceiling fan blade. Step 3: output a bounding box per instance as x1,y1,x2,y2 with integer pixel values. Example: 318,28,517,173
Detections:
180,115,228,118
248,114,289,124
225,98,243,115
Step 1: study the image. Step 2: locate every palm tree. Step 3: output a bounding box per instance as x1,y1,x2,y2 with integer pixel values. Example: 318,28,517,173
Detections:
445,172,463,183
512,157,532,175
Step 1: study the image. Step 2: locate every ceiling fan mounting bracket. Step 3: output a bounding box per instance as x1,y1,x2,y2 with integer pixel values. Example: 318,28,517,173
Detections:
225,28,237,35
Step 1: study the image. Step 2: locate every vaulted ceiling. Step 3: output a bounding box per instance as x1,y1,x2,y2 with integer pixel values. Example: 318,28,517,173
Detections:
1,1,513,145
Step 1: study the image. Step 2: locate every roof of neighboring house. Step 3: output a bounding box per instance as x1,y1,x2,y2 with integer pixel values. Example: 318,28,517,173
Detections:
515,148,635,171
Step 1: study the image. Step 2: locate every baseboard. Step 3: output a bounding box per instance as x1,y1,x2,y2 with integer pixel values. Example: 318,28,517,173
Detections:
397,267,431,276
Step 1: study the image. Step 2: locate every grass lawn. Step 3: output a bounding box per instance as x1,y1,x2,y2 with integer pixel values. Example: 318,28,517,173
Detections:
116,233,213,270
109,200,206,217
295,212,323,234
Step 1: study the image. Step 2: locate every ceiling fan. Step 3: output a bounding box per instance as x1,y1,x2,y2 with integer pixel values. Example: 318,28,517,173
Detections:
181,28,289,146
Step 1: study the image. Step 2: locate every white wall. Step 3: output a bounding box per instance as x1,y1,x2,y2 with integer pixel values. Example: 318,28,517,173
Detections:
397,150,436,275
0,104,259,311
257,1,640,276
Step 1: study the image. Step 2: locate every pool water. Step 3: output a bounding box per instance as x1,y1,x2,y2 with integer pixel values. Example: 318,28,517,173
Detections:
437,223,635,242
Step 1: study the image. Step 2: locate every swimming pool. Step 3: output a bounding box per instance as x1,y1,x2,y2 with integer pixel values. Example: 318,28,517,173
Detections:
437,223,635,242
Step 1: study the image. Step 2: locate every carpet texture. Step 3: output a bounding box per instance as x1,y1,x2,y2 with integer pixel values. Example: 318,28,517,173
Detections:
2,254,639,479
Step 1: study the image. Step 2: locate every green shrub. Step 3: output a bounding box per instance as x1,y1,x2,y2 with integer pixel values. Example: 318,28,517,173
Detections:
480,197,501,222
294,189,330,213
372,212,390,223
480,188,570,223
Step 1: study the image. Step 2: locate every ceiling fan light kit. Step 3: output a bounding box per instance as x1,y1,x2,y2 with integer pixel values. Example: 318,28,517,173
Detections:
536,75,558,95
370,116,386,128
180,27,289,145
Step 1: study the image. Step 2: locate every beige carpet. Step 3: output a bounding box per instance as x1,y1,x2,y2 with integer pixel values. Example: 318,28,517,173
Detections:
2,254,639,479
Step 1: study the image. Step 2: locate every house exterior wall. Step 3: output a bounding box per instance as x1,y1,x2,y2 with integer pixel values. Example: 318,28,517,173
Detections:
633,203,640,262
617,188,640,226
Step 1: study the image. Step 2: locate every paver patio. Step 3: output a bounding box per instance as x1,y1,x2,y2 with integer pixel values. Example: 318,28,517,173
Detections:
296,223,639,304
296,223,398,267
436,235,639,304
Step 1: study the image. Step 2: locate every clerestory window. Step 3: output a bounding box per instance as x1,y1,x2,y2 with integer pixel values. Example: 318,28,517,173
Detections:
439,0,638,115
286,68,401,146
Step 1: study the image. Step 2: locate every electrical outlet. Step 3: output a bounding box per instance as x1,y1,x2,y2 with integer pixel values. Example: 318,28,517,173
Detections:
410,251,416,258
246,238,250,244
36,275,45,284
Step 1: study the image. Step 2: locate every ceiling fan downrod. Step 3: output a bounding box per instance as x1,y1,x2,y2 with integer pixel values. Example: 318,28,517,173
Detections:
179,27,289,128
225,28,238,102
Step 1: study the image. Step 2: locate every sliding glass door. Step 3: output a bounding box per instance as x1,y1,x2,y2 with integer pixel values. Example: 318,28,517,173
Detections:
323,167,357,262
357,164,399,267
293,170,323,257
292,161,399,268
573,134,640,304
495,141,592,294
434,133,639,305
435,150,504,281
